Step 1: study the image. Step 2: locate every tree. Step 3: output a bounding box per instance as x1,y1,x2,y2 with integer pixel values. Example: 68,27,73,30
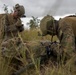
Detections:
27,16,40,29
3,4,13,13
3,4,8,13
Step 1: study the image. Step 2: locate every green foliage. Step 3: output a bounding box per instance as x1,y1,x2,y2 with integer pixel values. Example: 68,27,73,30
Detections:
27,16,40,29
21,29,42,41
2,4,13,13
3,4,8,13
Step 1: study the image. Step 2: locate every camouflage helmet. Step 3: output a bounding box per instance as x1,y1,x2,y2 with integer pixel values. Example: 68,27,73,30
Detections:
40,15,54,36
14,4,26,17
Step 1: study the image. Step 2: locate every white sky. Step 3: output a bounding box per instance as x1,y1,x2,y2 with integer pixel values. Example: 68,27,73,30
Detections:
0,0,76,29
0,0,76,17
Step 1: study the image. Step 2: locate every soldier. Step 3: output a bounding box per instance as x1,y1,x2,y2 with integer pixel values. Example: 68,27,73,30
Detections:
0,4,26,75
40,15,76,61
0,4,26,57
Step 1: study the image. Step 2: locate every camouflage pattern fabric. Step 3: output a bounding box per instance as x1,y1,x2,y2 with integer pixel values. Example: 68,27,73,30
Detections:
59,17,75,56
59,16,76,37
1,37,24,58
0,14,6,41
0,13,24,58
0,13,24,41
0,4,25,73
51,16,76,59
4,14,24,40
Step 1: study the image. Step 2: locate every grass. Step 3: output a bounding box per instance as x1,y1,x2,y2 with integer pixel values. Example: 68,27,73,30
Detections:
0,50,12,75
0,29,76,75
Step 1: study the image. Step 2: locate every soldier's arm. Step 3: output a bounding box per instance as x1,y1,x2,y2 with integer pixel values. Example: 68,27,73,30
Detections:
6,19,24,32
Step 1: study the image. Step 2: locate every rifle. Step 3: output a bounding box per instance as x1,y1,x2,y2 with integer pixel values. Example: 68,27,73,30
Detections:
13,41,59,75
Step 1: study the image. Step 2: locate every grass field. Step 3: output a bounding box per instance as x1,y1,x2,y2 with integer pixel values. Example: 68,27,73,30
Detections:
0,29,76,75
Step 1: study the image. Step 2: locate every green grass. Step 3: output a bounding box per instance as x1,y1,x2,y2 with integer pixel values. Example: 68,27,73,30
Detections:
0,29,76,75
0,51,12,75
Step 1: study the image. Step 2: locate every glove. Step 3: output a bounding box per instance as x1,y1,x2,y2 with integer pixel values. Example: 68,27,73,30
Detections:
16,24,24,32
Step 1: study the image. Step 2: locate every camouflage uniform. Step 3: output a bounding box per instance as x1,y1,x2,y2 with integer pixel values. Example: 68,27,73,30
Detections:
57,17,75,58
2,14,23,39
40,15,76,60
0,4,26,73
1,4,25,58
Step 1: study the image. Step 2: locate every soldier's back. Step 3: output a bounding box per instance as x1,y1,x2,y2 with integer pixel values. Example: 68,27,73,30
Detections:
59,15,76,37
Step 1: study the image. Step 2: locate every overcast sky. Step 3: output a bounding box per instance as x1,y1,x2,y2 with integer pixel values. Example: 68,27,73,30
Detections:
0,0,76,17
